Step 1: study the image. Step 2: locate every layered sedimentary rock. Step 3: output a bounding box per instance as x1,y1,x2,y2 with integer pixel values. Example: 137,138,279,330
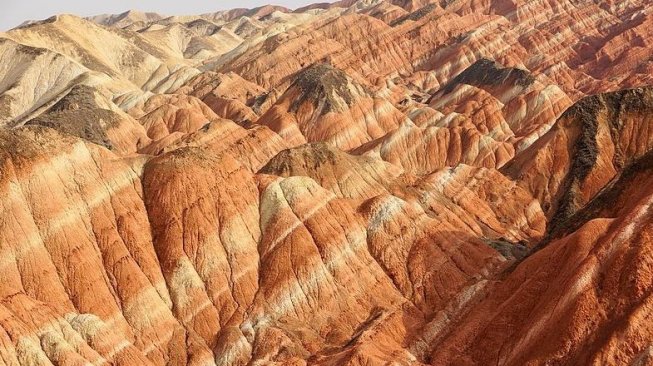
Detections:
257,63,408,150
430,151,653,366
26,85,150,153
175,71,265,124
0,127,198,365
503,87,653,232
260,142,403,200
2,0,653,365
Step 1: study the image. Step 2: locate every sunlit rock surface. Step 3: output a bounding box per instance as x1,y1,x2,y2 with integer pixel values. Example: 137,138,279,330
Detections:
2,1,653,365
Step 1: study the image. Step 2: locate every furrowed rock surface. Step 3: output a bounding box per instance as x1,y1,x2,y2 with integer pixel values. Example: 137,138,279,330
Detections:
503,87,653,232
25,85,151,154
3,0,653,365
429,151,653,366
257,63,409,150
0,127,210,365
260,142,403,200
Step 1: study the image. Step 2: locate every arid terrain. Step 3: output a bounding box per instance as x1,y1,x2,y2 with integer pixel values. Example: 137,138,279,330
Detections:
1,0,653,365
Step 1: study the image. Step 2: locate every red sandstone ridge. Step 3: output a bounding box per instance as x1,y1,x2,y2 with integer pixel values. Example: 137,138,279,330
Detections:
2,1,653,365
257,64,409,150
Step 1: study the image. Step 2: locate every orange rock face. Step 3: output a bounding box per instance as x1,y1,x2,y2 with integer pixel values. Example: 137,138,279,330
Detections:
3,1,653,365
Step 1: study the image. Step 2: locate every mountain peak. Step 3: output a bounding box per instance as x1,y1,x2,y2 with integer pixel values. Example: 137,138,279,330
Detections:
2,1,653,365
290,63,363,113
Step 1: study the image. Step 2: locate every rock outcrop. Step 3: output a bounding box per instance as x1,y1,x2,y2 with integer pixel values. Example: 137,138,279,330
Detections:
257,64,409,150
2,1,653,365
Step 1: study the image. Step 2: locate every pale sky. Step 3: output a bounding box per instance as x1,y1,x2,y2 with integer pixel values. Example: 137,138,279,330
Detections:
1,0,329,30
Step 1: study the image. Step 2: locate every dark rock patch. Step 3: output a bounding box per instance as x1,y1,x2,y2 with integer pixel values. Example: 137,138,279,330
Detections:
435,58,535,97
548,88,653,236
25,85,121,150
484,238,529,261
259,142,340,175
390,4,438,26
290,63,362,115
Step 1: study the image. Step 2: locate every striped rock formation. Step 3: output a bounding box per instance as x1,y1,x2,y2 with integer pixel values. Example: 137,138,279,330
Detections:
257,64,409,150
1,0,653,365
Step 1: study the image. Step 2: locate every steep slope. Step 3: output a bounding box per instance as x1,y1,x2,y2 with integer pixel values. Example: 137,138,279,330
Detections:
503,87,653,233
2,0,653,365
257,63,408,150
260,142,403,199
0,39,87,126
0,127,212,365
175,71,265,124
0,14,203,129
4,15,192,89
352,58,573,174
25,85,150,153
89,10,165,28
428,151,653,366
